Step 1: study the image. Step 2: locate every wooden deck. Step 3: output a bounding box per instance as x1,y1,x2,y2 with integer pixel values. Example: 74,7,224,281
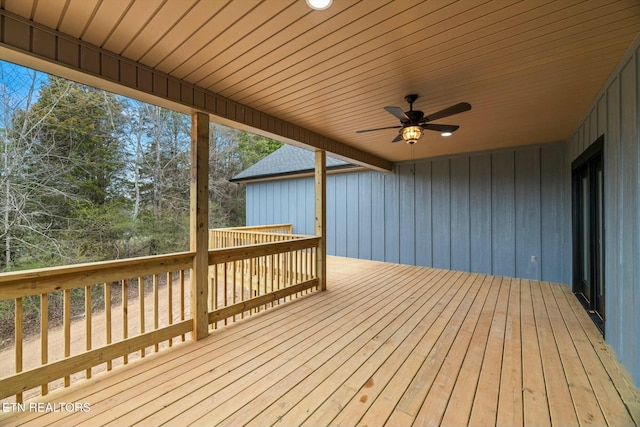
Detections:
1,257,638,427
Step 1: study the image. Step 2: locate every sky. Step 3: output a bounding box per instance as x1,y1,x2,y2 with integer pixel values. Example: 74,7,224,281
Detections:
0,60,49,127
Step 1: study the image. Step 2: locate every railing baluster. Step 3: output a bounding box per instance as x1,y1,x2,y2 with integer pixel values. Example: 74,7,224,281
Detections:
258,255,263,311
105,282,112,371
64,289,71,386
268,252,273,306
250,257,254,314
313,247,318,290
232,261,237,322
285,250,291,302
215,264,219,327
153,274,159,352
300,249,305,294
212,266,218,329
275,251,280,305
223,262,228,325
269,234,275,307
180,270,186,341
41,293,48,395
209,267,214,313
303,249,307,289
210,267,215,329
297,249,301,295
15,297,23,403
263,254,268,310
280,249,284,302
290,250,295,299
241,258,245,319
139,276,145,357
307,248,311,290
85,285,92,378
122,279,128,365
168,271,173,347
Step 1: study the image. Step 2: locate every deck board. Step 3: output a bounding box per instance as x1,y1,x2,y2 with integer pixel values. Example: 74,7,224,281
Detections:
496,277,523,427
1,256,638,427
532,279,579,427
438,275,496,426
521,278,552,427
465,276,508,427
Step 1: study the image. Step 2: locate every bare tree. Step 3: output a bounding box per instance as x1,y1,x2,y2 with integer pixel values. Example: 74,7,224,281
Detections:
119,100,190,255
0,65,75,270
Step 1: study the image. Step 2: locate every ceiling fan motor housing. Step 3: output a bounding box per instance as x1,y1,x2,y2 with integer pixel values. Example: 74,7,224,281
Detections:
404,94,424,123
405,110,424,123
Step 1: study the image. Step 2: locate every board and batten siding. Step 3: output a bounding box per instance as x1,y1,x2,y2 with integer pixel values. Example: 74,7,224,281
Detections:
246,141,570,285
566,34,640,387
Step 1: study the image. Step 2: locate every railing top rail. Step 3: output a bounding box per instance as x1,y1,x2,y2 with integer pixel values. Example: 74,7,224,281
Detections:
209,236,320,264
210,230,310,239
0,251,195,300
213,224,292,231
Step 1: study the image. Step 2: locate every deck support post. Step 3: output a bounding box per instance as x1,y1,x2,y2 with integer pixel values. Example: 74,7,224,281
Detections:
315,150,327,291
190,112,209,340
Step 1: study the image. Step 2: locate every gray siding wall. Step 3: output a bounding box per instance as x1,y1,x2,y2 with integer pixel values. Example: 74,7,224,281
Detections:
246,141,570,285
566,35,640,387
246,178,314,236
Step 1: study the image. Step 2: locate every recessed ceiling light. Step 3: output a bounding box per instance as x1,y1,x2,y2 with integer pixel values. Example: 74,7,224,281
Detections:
306,0,332,10
441,132,453,137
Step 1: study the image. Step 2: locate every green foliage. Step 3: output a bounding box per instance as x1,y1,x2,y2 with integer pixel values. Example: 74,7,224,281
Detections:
64,199,135,261
31,76,127,205
135,208,189,255
208,125,281,228
238,132,282,167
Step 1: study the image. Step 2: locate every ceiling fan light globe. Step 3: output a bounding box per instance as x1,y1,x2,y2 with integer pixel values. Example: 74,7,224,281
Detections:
402,125,423,144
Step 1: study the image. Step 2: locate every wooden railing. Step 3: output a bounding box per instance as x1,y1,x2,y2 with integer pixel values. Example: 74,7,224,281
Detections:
213,223,293,234
207,237,320,327
209,224,297,249
208,225,319,327
0,225,321,403
0,253,193,402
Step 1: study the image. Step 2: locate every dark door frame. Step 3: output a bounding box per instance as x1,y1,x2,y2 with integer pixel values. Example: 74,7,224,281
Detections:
571,135,605,334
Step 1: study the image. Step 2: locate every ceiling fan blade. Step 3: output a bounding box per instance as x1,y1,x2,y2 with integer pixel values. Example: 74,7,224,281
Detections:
391,133,403,143
422,123,460,133
423,102,471,122
356,125,402,133
384,106,410,122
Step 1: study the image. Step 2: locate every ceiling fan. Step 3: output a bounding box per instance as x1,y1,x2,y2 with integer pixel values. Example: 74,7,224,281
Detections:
356,94,471,144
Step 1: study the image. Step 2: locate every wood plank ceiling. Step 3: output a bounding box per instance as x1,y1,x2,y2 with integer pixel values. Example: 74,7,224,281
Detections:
2,0,639,163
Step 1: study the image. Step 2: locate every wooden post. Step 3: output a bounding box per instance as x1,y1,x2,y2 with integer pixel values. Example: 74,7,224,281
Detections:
190,112,209,340
315,150,327,291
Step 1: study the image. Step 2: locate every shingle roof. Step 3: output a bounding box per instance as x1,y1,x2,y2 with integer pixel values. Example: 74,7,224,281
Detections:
230,145,356,183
